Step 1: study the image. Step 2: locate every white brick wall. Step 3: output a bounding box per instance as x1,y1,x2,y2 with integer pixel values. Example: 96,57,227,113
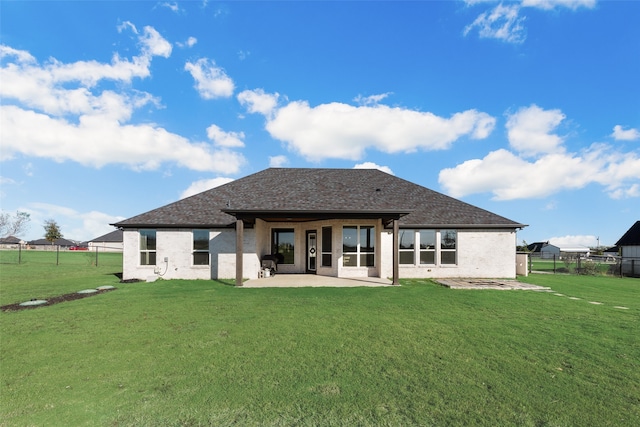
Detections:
122,225,517,281
381,228,517,279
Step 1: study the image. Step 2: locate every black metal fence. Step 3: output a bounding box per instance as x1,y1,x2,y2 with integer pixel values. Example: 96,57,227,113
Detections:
0,246,122,267
528,253,640,277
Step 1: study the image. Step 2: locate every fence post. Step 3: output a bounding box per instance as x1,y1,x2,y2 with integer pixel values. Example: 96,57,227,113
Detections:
56,245,60,265
18,244,22,264
577,256,581,274
95,245,99,267
553,254,556,274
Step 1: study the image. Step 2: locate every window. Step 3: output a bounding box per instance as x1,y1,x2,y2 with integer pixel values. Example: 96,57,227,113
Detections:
399,229,415,264
419,230,436,264
321,226,332,267
140,229,156,265
397,230,454,266
343,225,375,267
193,229,209,265
440,230,457,265
272,229,295,264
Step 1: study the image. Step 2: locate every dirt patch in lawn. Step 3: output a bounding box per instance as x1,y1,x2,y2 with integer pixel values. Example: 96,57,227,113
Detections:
1,287,116,312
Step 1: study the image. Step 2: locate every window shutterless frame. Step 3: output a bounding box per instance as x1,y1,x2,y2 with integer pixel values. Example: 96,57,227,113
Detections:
192,229,209,265
139,229,156,266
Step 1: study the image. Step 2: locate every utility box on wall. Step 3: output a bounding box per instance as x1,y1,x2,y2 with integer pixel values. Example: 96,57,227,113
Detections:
516,252,529,276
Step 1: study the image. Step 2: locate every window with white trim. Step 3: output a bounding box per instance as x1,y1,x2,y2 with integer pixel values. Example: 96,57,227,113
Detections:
419,230,436,264
343,225,375,267
440,229,457,265
399,229,415,264
321,226,332,267
139,229,156,266
397,229,455,266
193,229,209,265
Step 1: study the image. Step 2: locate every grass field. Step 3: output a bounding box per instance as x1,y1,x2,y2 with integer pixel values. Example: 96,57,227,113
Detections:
1,251,639,426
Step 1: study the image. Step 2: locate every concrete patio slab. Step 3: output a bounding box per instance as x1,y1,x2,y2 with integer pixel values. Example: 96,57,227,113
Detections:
242,274,393,288
436,279,551,291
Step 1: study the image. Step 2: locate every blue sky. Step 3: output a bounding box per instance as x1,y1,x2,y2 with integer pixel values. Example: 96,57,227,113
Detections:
1,0,638,247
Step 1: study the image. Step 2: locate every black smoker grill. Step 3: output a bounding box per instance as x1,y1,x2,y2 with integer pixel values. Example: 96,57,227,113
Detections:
261,253,284,277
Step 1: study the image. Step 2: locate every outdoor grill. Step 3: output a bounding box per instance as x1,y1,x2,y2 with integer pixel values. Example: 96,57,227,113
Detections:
260,253,283,277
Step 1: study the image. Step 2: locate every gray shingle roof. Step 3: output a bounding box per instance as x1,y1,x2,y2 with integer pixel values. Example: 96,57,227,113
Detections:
89,229,123,243
113,168,525,229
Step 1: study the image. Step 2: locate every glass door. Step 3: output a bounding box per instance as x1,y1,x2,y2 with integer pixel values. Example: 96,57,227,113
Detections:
306,231,317,273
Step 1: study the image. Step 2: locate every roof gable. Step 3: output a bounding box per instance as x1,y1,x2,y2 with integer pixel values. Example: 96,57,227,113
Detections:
114,168,525,229
90,229,123,243
616,221,640,246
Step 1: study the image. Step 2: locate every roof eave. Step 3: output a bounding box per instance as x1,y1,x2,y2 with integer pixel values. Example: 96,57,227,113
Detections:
399,223,528,229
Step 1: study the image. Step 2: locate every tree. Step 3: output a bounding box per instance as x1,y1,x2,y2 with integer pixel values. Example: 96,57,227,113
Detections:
0,211,31,237
43,219,63,244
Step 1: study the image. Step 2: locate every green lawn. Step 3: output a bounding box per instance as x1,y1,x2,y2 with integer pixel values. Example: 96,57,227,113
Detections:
1,252,639,426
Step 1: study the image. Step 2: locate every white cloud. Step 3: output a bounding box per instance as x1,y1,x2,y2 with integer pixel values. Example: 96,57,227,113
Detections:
206,124,245,148
506,105,566,156
269,155,288,167
24,202,125,242
612,125,640,141
177,37,198,49
184,58,234,99
139,26,172,58
1,105,244,173
521,0,597,11
180,177,235,199
237,89,280,117
609,184,640,200
439,125,640,201
353,162,394,175
354,93,392,106
463,0,595,43
259,100,495,161
464,4,526,44
0,45,35,63
548,235,597,247
160,2,180,13
0,28,245,175
117,21,138,34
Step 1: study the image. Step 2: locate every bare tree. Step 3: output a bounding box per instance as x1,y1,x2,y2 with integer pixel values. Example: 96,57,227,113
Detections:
44,219,63,244
0,211,31,237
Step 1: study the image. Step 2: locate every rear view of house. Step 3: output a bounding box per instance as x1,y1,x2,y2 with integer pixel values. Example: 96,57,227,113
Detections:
113,168,526,285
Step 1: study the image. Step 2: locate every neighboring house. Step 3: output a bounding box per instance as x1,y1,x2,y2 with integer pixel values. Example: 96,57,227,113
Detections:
526,241,548,254
88,229,123,252
0,236,24,249
615,221,640,277
113,168,526,285
530,242,589,259
27,238,77,249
